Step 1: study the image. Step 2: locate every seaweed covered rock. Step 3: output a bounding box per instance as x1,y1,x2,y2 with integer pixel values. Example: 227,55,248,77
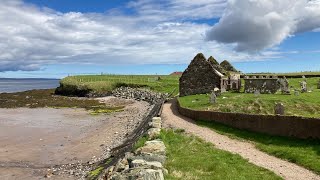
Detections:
220,60,238,72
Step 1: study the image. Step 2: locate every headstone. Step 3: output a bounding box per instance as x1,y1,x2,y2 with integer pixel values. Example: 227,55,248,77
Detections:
274,103,285,115
302,75,306,79
254,89,260,97
210,91,217,104
300,80,307,93
279,77,290,94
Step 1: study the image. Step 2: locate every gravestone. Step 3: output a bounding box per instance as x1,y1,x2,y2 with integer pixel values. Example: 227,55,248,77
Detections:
279,77,290,94
300,80,307,93
274,103,285,115
210,91,217,104
254,89,260,97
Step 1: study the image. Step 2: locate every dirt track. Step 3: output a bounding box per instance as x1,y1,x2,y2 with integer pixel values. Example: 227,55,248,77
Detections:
0,97,150,180
161,100,320,180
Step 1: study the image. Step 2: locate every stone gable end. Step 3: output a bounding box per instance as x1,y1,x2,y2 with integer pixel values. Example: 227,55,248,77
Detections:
179,53,222,97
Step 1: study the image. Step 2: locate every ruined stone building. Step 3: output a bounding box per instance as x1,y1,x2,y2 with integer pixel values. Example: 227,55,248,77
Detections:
244,75,279,94
179,53,224,97
221,72,241,92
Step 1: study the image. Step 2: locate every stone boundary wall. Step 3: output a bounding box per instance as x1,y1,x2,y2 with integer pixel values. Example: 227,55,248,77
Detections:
177,100,320,139
112,87,168,104
105,117,167,180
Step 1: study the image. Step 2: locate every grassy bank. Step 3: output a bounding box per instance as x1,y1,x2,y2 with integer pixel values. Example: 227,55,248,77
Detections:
179,77,320,118
0,89,124,114
57,75,179,96
197,121,320,175
160,129,282,180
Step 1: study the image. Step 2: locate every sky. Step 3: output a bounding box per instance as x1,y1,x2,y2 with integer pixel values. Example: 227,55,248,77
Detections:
0,0,320,78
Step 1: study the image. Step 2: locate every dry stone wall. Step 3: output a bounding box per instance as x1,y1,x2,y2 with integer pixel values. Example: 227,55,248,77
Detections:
106,117,167,180
112,87,168,104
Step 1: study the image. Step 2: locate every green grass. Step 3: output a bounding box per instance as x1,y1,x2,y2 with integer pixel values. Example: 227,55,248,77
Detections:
0,89,124,114
133,135,149,151
160,129,282,180
87,166,104,180
179,77,320,118
196,121,320,175
58,75,180,95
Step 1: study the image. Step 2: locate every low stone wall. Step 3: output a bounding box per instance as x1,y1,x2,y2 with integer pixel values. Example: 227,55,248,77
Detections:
177,100,320,139
112,87,168,104
106,117,167,180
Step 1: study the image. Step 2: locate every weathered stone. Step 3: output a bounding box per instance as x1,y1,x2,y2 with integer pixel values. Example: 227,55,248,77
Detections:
130,159,163,169
111,168,164,180
136,140,166,156
147,128,161,140
300,80,307,93
244,76,279,94
278,77,290,94
128,154,166,164
210,91,216,104
149,117,161,128
179,53,223,97
274,103,285,115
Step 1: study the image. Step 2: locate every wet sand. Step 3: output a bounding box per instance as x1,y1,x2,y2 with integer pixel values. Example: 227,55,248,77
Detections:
0,97,150,179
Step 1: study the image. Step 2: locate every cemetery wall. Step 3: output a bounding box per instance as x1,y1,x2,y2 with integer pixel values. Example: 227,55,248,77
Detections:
177,100,320,139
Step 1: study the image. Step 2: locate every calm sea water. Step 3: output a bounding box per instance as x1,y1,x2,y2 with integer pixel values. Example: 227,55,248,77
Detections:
0,78,60,93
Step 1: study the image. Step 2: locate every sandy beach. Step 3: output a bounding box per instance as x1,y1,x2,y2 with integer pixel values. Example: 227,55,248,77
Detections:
0,97,151,179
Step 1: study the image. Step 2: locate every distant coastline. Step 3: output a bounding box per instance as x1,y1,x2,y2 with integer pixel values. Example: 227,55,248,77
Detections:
0,78,60,93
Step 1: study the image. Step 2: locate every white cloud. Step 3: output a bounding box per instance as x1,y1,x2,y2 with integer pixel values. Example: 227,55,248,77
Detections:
206,0,320,52
0,0,289,72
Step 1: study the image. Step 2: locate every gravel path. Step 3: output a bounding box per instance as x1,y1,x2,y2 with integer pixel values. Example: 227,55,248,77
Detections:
161,100,320,180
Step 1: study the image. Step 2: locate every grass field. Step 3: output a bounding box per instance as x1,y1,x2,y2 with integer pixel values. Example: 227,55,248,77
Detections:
179,77,320,118
197,121,320,175
160,129,282,180
58,75,180,95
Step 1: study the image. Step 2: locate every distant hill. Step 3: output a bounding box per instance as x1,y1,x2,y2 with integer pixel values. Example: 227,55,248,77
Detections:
170,72,183,76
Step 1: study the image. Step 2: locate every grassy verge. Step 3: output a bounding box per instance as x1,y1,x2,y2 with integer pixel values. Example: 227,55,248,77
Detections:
0,89,124,114
179,77,320,118
160,129,282,180
197,120,320,175
57,75,179,96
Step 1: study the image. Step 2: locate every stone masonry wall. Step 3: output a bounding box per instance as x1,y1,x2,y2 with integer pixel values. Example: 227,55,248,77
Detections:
179,53,221,97
244,78,279,94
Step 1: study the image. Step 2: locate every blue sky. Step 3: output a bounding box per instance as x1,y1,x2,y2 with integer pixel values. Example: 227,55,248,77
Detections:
0,0,320,78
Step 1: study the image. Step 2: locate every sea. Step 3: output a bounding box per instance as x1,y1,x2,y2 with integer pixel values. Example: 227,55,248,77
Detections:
0,78,60,93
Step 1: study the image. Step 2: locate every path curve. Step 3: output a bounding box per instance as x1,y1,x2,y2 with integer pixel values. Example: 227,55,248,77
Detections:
161,100,320,180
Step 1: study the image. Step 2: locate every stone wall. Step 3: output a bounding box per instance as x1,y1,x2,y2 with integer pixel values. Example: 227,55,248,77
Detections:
179,53,222,97
244,77,279,94
105,117,167,180
112,87,168,104
177,100,320,139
